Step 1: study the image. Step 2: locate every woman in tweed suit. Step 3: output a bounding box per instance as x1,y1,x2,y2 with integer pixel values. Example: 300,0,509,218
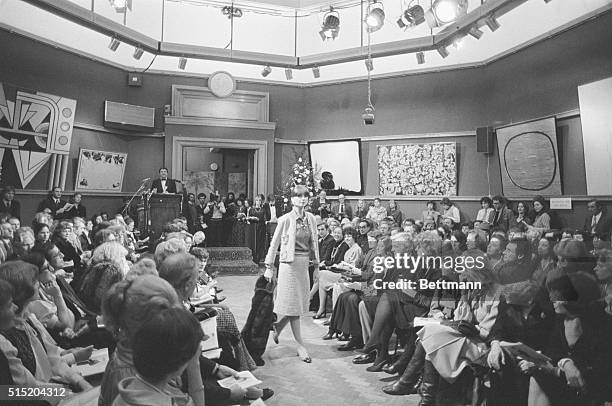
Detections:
264,185,320,363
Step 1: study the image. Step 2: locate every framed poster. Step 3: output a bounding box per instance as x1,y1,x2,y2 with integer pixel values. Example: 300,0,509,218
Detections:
75,149,127,193
377,142,457,196
496,118,561,197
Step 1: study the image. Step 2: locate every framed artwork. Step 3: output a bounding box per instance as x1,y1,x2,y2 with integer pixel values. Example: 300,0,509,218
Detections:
377,142,457,196
75,149,127,193
496,118,562,197
308,139,363,195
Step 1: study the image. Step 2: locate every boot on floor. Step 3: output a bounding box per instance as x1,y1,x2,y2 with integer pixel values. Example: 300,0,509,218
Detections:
418,360,439,406
382,341,425,395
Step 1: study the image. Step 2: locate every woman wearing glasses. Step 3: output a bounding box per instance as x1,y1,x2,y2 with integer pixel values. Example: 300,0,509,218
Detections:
264,185,320,363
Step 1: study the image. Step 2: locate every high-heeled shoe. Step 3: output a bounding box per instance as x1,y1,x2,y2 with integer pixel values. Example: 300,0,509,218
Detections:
271,323,279,344
322,332,335,340
366,356,389,372
312,312,326,319
337,333,350,342
352,351,376,364
297,348,312,363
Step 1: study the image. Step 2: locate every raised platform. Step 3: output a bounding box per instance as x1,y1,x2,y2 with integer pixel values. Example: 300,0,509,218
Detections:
207,246,260,275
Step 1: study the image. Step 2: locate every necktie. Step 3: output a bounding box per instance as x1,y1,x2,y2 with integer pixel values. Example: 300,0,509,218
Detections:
592,216,597,232
340,204,344,213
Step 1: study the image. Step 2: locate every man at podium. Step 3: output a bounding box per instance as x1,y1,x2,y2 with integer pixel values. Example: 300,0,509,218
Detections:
150,167,179,194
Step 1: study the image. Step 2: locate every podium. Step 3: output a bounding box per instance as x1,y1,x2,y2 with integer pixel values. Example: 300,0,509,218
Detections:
137,193,182,240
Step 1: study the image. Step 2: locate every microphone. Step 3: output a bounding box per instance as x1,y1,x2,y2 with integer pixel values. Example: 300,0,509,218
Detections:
141,177,151,183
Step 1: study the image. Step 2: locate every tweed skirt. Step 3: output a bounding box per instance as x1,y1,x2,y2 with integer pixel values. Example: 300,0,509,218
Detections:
274,254,310,316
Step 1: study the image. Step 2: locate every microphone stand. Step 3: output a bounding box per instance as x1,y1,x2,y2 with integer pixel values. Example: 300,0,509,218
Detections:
123,179,150,216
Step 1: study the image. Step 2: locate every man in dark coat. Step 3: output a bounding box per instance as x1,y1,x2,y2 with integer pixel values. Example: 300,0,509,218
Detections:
37,186,69,218
583,199,612,240
0,186,20,219
150,167,179,194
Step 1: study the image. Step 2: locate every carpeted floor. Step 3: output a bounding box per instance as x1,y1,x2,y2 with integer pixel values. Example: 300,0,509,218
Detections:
217,273,421,406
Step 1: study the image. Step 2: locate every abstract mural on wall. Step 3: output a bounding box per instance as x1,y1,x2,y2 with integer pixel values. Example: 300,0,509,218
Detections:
0,82,77,187
496,118,562,197
377,142,457,196
75,149,127,193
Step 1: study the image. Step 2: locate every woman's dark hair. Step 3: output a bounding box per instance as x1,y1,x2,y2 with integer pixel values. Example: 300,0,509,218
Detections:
0,279,13,308
79,262,124,313
479,196,493,207
532,195,547,212
515,200,531,216
0,261,38,311
426,200,436,209
132,307,203,381
93,228,115,247
33,223,49,238
342,226,359,241
440,197,452,206
189,247,209,261
451,230,467,252
1,186,15,199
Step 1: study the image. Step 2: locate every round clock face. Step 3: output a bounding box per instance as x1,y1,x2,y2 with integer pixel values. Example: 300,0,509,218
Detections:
210,162,219,171
209,71,235,98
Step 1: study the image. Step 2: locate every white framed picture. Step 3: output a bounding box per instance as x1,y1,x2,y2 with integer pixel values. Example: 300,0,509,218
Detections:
75,149,127,193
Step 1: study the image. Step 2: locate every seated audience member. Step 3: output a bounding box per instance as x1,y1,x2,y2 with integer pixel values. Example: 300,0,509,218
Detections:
0,186,20,220
421,200,440,226
72,216,91,252
475,196,494,225
440,197,460,227
34,223,51,250
356,219,372,254
311,190,331,219
89,241,130,276
11,227,35,260
332,194,352,221
154,237,187,265
355,232,441,372
489,195,515,233
0,221,14,261
38,186,69,219
584,199,612,242
310,225,349,311
552,239,594,279
78,261,123,313
509,200,533,232
520,272,607,406
326,236,393,350
52,221,82,277
387,200,402,226
495,238,536,284
486,234,507,273
99,276,205,406
64,193,86,219
32,211,53,229
527,195,551,233
8,217,20,232
459,221,472,236
383,263,510,401
0,261,93,397
366,198,387,226
126,257,158,280
112,306,205,406
317,222,336,265
92,227,116,247
313,227,363,319
354,199,369,219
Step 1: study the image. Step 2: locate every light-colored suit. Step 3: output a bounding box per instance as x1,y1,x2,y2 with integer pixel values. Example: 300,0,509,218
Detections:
265,210,320,266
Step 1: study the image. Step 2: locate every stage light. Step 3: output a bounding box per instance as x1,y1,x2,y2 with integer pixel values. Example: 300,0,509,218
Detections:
485,15,500,32
285,68,293,80
365,58,374,72
425,0,468,28
108,37,121,51
365,1,385,33
416,52,425,64
178,57,187,70
544,0,553,3
221,6,243,19
320,7,340,40
261,65,272,77
312,66,321,78
133,46,144,60
437,46,449,58
397,4,425,29
109,0,132,13
468,26,483,40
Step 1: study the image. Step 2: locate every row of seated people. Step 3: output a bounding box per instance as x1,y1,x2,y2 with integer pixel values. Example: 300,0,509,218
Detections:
0,209,274,405
307,214,612,406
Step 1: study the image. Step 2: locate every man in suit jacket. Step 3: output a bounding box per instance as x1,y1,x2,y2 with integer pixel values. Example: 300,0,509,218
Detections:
64,192,87,219
331,194,353,221
150,167,179,194
317,222,336,264
488,195,515,233
584,199,612,240
37,186,69,218
0,186,20,219
310,190,331,219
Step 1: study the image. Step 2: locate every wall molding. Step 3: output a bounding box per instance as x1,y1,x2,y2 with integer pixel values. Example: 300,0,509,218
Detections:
165,116,276,130
74,121,165,138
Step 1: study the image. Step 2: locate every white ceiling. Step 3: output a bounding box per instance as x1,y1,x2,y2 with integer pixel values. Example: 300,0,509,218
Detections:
1,0,611,84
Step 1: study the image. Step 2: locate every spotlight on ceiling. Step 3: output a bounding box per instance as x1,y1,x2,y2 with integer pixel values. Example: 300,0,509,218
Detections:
132,46,144,60
312,66,321,78
365,1,385,33
468,26,484,40
397,4,425,29
108,37,121,51
261,65,272,77
425,0,468,28
437,45,449,58
319,7,340,40
109,0,132,13
544,0,553,3
416,52,425,64
221,6,243,19
365,58,374,72
285,68,293,80
485,15,500,32
178,57,187,70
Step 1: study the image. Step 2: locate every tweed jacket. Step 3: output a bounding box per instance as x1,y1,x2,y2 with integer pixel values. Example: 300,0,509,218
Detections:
265,210,320,266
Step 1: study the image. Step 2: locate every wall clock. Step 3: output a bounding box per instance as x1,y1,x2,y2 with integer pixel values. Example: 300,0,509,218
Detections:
210,162,219,171
208,71,235,98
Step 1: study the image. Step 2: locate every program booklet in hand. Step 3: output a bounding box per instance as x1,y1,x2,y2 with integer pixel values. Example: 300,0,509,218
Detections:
218,371,262,390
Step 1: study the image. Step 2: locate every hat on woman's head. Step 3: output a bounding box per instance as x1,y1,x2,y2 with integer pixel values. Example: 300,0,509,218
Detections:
554,239,586,260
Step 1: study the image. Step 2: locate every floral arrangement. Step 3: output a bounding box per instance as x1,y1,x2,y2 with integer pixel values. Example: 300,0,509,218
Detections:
277,156,316,202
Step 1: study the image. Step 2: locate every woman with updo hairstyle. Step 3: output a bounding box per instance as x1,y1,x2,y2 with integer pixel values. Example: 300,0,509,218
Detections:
264,184,320,363
77,261,123,314
99,275,205,406
154,237,187,265
90,241,130,274
92,228,116,248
